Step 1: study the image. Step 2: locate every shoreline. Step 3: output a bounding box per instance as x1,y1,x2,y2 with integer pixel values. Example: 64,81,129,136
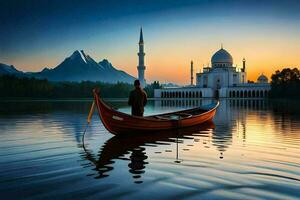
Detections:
0,97,299,102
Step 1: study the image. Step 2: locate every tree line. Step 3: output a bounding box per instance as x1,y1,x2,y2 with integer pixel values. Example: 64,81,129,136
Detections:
270,68,300,99
0,75,161,98
2,68,299,99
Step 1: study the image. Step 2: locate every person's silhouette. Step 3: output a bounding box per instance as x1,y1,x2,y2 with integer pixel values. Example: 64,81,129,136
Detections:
128,80,147,116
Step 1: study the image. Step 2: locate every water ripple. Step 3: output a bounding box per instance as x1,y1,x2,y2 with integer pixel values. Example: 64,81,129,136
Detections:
0,99,299,199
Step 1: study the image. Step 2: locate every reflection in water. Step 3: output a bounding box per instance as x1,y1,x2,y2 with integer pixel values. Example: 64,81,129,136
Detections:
82,122,215,183
129,147,148,183
212,129,232,159
81,98,300,187
1,99,300,199
157,99,269,110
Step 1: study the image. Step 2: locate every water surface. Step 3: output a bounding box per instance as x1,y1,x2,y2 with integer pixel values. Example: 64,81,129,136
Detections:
0,99,299,199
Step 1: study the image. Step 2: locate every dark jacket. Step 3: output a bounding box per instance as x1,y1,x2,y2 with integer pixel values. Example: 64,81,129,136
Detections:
128,87,147,116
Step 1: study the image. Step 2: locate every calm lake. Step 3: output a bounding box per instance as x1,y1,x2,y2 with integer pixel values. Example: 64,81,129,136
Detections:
0,99,299,199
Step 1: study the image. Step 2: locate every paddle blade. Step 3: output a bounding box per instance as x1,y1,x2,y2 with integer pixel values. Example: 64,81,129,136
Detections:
87,101,95,124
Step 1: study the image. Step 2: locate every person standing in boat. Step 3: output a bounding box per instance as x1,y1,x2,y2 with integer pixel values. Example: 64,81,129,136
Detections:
128,80,147,116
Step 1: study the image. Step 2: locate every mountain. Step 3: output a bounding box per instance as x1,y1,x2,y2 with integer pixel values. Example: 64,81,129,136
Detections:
0,50,136,83
99,59,136,83
31,50,136,83
0,63,24,76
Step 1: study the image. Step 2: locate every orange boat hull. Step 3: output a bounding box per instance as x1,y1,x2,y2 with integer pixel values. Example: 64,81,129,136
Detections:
93,89,219,135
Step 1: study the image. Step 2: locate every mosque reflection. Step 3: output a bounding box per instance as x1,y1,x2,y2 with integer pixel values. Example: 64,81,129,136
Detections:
156,98,269,110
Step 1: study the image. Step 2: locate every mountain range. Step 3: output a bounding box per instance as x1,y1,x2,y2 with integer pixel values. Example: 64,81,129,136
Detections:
0,50,136,83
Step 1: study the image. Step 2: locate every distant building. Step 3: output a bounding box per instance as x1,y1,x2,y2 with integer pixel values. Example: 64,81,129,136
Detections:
257,74,268,84
155,47,270,98
137,28,146,87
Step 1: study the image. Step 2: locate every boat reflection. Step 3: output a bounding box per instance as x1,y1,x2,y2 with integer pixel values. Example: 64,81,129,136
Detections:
82,121,215,183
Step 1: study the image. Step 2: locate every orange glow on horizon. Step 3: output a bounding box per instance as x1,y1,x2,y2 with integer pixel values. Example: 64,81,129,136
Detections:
3,32,300,85
111,44,300,85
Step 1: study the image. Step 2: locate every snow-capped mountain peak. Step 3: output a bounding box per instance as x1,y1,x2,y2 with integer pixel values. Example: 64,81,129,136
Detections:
78,50,87,63
70,50,88,64
0,50,136,83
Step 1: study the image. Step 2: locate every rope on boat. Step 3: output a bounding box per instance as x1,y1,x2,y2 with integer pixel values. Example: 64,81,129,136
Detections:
82,123,89,152
82,101,96,152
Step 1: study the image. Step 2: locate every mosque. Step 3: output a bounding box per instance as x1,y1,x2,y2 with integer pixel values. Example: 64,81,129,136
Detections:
136,28,270,98
154,46,270,98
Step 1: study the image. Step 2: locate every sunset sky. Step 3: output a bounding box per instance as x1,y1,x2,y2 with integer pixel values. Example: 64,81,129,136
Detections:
1,0,300,84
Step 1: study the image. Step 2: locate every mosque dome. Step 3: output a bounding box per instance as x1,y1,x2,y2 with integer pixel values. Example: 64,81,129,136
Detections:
257,74,268,83
211,48,233,68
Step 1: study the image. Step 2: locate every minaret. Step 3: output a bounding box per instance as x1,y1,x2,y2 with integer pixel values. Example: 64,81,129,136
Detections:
190,60,194,85
137,27,146,87
242,58,246,72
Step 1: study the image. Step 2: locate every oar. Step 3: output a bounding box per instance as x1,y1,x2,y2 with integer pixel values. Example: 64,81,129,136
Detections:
82,101,96,151
87,101,96,124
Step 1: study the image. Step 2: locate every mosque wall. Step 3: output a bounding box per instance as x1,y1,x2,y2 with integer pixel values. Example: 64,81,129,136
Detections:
154,84,270,99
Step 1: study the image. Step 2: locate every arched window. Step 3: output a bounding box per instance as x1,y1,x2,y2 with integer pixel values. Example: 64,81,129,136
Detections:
264,90,268,97
179,92,181,98
252,91,255,98
182,92,185,98
256,90,259,98
186,92,188,98
229,91,232,98
241,91,244,98
232,91,236,98
260,90,263,98
192,92,195,98
200,91,202,98
196,91,199,98
189,91,192,98
244,91,247,98
237,91,240,98
248,91,251,98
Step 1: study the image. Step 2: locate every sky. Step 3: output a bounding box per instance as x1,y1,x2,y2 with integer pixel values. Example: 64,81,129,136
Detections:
1,0,300,84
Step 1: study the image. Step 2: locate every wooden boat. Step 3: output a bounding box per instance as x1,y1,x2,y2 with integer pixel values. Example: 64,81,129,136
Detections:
91,89,219,135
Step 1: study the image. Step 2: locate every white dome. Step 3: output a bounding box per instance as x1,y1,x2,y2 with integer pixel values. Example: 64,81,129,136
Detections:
211,48,233,67
257,74,268,83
